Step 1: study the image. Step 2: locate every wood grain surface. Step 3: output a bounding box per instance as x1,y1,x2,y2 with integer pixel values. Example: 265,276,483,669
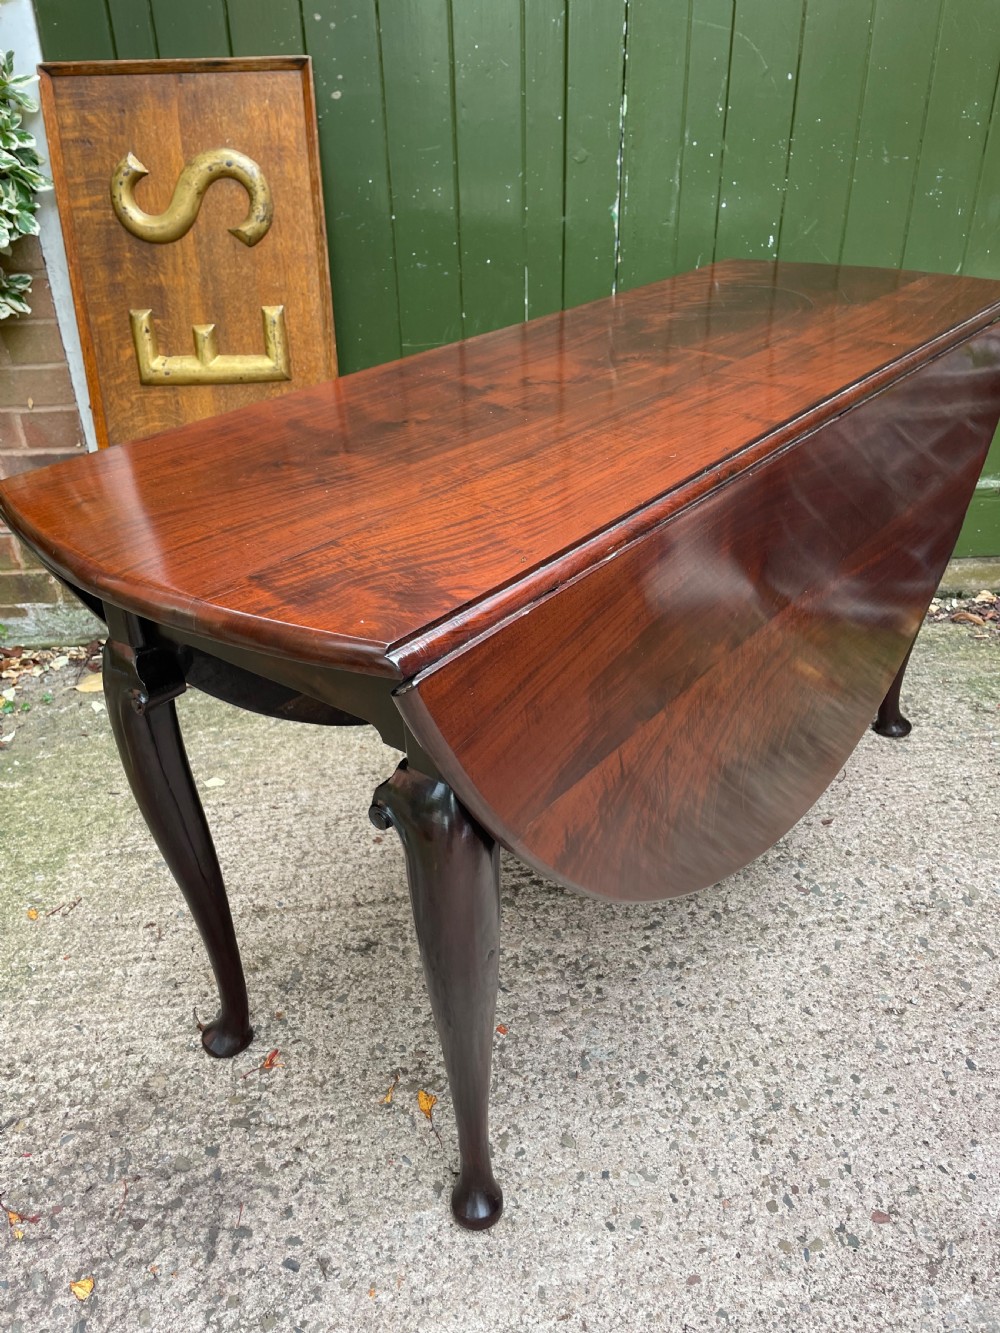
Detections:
398,331,1000,899
40,58,335,447
1,262,999,679
3,260,1000,902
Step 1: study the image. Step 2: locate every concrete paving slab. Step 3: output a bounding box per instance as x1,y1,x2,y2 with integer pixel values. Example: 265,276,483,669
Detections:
1,623,998,1332
939,558,1000,596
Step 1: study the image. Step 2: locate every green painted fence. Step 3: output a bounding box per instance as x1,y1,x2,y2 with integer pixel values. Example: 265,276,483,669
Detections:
32,0,1000,553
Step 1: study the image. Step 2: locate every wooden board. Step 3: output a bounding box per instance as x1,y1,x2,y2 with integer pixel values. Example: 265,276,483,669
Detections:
713,1,802,263
840,0,944,267
2,262,999,681
302,2,401,371
378,2,463,356
673,0,734,274
34,0,116,61
616,0,688,291
6,263,999,904
901,0,1000,274
39,57,336,448
562,0,628,306
778,0,873,265
399,331,1000,901
104,0,158,60
523,0,567,320
453,1,525,337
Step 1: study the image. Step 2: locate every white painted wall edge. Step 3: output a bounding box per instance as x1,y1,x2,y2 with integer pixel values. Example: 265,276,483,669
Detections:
1,0,98,451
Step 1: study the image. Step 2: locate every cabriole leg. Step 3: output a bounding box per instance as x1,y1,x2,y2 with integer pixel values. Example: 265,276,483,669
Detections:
873,642,915,739
103,623,253,1058
370,761,503,1231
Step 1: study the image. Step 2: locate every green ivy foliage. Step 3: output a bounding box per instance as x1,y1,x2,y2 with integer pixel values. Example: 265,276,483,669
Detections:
0,49,52,319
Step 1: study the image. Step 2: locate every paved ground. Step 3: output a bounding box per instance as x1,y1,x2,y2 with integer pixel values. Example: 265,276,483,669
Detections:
1,622,998,1332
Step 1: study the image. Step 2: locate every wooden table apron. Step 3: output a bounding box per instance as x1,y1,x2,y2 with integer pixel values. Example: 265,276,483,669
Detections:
3,260,1000,1231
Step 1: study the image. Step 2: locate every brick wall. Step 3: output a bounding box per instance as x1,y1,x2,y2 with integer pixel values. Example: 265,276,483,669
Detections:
0,234,88,622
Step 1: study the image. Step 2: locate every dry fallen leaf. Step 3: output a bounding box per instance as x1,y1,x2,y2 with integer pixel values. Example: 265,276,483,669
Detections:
368,1286,376,1298
75,673,104,694
496,1024,508,1036
240,1048,283,1079
26,908,38,921
12,1228,23,1241
951,610,985,626
382,1074,399,1106
70,1276,95,1301
417,1090,437,1121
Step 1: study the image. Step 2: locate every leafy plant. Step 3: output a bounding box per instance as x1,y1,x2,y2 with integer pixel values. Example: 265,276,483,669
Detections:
0,49,51,319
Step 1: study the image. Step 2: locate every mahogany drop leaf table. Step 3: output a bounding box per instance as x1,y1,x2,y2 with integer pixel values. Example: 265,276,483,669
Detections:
3,261,999,1230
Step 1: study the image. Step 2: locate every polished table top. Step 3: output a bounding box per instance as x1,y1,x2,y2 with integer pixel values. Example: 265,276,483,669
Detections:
4,260,1000,680
5,258,1000,1231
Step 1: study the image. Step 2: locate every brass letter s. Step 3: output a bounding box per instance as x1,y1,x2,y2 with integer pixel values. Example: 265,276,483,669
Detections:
110,148,273,247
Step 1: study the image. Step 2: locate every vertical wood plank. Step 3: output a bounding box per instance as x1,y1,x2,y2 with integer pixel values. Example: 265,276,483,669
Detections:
33,0,116,60
562,0,627,306
840,0,944,267
903,0,1000,274
227,0,304,56
960,1,1000,551
303,2,401,371
674,0,733,273
616,0,689,291
41,64,335,445
779,0,873,264
964,87,1000,279
714,0,803,262
107,0,159,59
951,156,1000,549
452,0,524,336
523,0,566,319
378,0,464,353
149,0,231,59
952,487,1000,556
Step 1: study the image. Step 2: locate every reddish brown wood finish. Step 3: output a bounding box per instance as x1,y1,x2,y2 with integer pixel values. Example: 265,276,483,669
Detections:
369,762,503,1229
39,57,336,448
102,611,253,1057
2,262,999,679
398,332,1000,900
4,260,1000,1227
